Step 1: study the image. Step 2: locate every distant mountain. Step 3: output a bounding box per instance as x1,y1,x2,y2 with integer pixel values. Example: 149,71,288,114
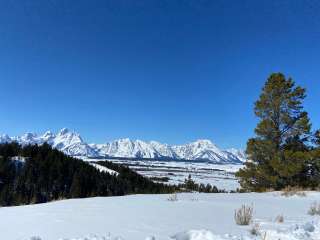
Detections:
1,128,97,157
226,148,247,162
0,128,246,164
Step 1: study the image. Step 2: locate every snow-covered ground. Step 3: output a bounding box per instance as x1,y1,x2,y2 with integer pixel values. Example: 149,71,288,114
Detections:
83,157,242,191
89,162,119,176
1,192,320,240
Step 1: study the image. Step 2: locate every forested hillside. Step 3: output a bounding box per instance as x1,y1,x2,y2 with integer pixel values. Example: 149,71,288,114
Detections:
0,143,175,206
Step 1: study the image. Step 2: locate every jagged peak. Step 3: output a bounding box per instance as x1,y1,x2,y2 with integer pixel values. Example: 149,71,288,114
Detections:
0,130,245,163
171,139,216,147
149,140,166,145
0,134,11,143
58,128,70,135
43,130,53,135
57,128,82,139
42,130,55,137
193,139,214,145
115,138,131,142
21,132,37,139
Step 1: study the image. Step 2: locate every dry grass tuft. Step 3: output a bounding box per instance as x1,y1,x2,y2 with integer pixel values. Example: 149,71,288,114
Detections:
249,223,261,236
167,193,178,202
281,186,307,197
308,201,320,216
234,204,253,225
261,232,267,240
275,214,284,223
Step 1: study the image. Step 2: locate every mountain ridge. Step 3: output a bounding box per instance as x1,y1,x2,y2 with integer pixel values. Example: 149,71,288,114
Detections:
0,128,246,164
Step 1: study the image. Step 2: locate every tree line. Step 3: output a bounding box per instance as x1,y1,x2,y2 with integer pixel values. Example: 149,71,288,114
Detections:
177,174,227,193
98,161,224,193
0,143,176,206
236,73,320,191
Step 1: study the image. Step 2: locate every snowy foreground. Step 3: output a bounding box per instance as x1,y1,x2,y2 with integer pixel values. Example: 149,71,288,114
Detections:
1,192,320,240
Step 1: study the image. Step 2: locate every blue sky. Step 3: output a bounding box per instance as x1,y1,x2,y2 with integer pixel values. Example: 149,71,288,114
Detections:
0,1,319,149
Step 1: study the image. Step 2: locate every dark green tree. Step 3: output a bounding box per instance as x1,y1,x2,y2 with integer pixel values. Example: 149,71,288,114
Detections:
0,142,175,206
236,73,312,191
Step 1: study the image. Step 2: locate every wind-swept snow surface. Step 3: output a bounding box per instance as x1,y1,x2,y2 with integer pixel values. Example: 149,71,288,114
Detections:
2,192,320,240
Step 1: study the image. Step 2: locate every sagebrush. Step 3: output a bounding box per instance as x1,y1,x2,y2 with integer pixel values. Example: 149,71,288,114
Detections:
234,204,253,225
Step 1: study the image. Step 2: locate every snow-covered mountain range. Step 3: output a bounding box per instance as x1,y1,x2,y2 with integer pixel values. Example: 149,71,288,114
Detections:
0,128,246,164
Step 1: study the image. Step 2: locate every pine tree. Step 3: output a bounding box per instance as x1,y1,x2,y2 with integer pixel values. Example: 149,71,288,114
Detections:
314,130,320,147
236,73,312,191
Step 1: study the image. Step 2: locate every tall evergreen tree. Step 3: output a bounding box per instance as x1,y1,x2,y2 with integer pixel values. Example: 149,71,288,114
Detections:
307,130,320,187
236,73,312,191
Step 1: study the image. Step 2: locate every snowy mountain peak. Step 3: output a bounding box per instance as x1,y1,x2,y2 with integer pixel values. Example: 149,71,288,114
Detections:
191,139,220,151
0,134,11,143
58,128,71,135
0,134,10,139
226,148,246,162
41,131,56,145
43,131,54,137
194,139,214,145
22,132,37,139
18,132,40,145
0,130,245,164
117,138,132,143
53,129,84,148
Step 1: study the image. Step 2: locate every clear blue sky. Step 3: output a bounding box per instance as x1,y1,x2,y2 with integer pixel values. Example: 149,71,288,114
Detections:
0,1,319,149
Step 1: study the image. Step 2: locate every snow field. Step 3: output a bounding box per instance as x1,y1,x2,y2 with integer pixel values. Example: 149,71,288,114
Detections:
3,192,319,240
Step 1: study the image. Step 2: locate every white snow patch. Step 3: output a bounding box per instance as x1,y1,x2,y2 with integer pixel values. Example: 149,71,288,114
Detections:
171,230,218,240
89,163,119,176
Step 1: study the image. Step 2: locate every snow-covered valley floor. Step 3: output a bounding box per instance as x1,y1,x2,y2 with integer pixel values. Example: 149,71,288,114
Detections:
83,157,242,191
1,192,320,240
